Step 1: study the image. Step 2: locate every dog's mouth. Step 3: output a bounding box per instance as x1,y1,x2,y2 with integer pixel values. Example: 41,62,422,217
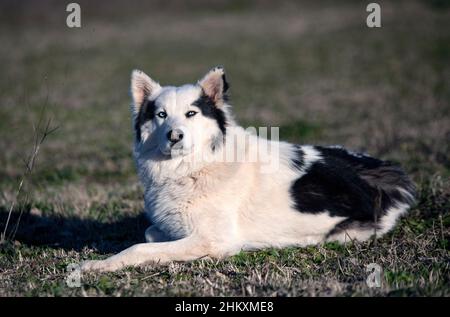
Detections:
159,143,192,158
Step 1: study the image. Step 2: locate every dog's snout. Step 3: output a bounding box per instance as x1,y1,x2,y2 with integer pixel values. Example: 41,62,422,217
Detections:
167,129,184,144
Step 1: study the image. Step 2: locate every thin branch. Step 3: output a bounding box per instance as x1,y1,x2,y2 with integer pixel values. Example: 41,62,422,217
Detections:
1,104,58,243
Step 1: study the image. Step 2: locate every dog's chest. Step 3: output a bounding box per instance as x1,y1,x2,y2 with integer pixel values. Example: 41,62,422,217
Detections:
143,179,197,239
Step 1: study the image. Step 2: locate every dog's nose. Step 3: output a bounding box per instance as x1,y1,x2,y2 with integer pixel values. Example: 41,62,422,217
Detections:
167,129,184,143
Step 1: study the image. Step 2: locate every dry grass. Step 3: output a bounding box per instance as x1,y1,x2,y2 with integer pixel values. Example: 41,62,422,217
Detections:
0,0,449,296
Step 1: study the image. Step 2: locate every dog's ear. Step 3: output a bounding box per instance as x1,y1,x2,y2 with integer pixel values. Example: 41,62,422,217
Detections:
198,66,229,106
130,70,161,114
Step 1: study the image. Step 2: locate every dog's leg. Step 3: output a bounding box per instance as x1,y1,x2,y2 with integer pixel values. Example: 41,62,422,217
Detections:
145,225,169,242
81,236,211,272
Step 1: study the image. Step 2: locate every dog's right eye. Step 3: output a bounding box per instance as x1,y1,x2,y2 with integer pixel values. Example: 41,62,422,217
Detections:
157,111,167,119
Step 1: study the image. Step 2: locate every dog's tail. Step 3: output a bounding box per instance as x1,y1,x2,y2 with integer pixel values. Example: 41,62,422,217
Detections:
318,146,416,241
358,161,416,235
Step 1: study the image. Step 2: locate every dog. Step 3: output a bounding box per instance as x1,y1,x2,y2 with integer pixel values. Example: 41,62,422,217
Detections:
81,67,415,272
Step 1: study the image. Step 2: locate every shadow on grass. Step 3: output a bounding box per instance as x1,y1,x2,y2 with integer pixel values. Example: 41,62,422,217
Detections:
0,207,149,254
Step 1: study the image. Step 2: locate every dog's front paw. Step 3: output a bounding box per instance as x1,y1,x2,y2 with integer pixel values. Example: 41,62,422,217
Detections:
81,260,116,272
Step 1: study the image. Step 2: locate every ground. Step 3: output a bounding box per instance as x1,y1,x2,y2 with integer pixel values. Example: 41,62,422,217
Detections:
0,0,449,296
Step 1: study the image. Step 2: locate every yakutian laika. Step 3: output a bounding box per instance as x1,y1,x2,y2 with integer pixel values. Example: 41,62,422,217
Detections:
82,67,416,272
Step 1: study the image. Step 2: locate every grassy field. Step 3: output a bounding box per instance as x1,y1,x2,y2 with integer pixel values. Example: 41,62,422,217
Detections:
0,0,449,296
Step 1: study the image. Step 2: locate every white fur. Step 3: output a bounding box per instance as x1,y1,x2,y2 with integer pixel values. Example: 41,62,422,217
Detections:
81,68,410,272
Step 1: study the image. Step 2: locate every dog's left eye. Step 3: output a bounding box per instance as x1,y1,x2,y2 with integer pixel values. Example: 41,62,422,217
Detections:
157,111,167,119
186,111,197,118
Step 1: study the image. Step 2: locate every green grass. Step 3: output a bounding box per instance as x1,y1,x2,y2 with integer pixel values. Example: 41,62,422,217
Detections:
0,0,449,296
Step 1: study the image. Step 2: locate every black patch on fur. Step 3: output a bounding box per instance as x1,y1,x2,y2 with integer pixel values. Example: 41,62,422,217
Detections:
291,146,305,170
290,146,416,225
324,218,379,240
192,93,227,136
222,73,230,102
134,99,156,142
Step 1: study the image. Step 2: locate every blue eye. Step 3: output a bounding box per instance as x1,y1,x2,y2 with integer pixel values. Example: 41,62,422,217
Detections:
157,111,167,119
186,111,197,118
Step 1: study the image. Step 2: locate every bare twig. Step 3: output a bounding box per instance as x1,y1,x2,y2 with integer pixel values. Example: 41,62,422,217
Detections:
0,104,58,243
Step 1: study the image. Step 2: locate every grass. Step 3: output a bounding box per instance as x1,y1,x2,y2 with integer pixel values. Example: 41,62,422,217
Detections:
0,0,449,296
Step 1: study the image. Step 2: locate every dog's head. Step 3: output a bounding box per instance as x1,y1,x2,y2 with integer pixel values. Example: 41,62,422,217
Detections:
131,67,231,159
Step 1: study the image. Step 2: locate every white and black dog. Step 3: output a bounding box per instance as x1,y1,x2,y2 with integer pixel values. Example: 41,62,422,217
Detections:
82,67,415,272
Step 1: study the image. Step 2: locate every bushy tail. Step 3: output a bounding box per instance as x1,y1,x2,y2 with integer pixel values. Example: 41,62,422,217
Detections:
358,162,416,234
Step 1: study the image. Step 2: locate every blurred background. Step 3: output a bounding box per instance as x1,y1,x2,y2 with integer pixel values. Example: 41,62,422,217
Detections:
0,0,448,185
0,0,448,296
